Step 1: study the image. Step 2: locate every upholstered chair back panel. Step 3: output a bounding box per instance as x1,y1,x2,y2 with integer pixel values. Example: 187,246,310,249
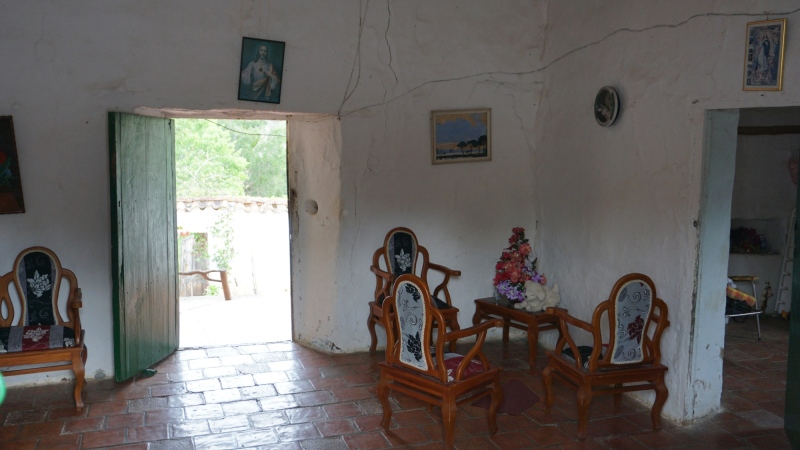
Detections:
611,279,654,364
15,250,61,326
387,230,417,276
395,280,428,370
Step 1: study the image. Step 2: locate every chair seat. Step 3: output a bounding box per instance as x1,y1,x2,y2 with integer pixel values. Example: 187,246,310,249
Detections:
442,353,485,381
561,345,599,370
0,325,77,353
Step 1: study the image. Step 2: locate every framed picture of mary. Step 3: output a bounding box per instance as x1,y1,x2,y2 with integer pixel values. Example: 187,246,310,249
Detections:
238,37,286,104
743,19,786,91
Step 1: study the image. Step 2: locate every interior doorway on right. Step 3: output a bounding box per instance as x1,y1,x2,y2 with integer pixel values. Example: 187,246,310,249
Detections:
722,106,796,427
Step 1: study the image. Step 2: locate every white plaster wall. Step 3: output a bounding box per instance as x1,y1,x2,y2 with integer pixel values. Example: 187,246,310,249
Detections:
0,0,547,385
537,1,800,423
3,0,797,425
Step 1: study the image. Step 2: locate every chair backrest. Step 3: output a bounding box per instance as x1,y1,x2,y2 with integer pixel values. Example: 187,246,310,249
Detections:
381,274,447,381
382,227,420,277
3,247,79,328
593,273,669,368
373,227,433,305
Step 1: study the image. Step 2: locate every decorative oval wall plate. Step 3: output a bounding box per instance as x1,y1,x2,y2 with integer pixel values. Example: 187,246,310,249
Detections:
594,86,619,127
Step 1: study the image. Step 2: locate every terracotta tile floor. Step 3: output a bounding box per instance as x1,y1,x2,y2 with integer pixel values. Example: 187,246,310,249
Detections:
0,316,792,449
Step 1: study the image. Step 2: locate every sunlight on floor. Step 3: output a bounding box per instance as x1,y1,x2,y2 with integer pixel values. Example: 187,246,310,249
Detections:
179,292,292,347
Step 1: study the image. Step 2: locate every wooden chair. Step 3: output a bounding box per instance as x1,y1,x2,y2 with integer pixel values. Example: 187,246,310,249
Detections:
542,273,670,440
0,247,88,409
377,274,502,450
369,227,461,354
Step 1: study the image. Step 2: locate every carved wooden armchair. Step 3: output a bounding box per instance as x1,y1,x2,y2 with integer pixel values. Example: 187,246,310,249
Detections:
369,227,461,354
542,273,670,440
377,274,502,450
0,247,88,409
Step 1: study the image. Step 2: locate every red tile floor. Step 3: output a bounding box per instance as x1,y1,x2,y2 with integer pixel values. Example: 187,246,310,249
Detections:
0,316,792,449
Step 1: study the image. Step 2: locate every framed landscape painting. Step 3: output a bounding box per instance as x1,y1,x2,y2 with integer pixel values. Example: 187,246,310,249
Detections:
431,109,491,165
238,37,286,104
0,116,25,214
743,18,786,91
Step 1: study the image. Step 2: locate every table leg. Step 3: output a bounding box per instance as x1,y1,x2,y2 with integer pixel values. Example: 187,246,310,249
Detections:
527,324,539,372
472,307,482,326
502,318,510,343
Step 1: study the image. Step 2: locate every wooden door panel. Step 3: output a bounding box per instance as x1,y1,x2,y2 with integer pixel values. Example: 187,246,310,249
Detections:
109,112,178,382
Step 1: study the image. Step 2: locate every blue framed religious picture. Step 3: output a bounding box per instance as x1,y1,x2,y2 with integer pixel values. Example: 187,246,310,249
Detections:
431,109,491,165
0,116,25,214
743,19,786,91
238,37,286,104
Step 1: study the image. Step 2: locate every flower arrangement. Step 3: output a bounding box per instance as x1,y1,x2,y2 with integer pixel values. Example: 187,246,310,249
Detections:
493,227,545,302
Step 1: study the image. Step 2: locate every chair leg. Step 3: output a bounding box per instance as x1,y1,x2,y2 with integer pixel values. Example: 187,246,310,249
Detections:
652,376,668,432
72,345,87,410
368,312,379,355
542,364,554,414
377,373,392,429
441,392,457,450
487,376,502,435
576,382,593,440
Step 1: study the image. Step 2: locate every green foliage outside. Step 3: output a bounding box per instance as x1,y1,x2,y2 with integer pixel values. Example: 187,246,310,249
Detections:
211,212,235,270
175,119,287,199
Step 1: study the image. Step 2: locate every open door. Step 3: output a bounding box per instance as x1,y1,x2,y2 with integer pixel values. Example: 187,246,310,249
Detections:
109,112,179,382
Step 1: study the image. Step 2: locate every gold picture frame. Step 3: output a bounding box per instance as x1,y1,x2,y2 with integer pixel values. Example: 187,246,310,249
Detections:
743,18,787,91
431,109,491,165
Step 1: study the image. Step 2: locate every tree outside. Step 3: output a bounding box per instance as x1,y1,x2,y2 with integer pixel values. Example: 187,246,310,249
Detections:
175,119,288,297
175,119,287,199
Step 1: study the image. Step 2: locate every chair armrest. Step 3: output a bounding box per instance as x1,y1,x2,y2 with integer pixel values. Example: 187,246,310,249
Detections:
547,307,592,332
71,288,83,345
427,262,460,305
428,262,461,277
546,307,597,371
370,265,393,281
70,287,83,309
444,319,502,342
440,319,501,381
370,265,394,303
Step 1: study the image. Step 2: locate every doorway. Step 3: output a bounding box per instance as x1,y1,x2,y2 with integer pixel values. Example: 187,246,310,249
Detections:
696,107,799,441
174,119,292,347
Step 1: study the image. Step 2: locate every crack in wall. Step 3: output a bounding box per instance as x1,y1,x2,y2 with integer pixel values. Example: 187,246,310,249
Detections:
338,7,800,119
384,1,398,85
339,0,370,118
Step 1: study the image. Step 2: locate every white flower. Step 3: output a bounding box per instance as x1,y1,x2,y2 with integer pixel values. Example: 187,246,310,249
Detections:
24,327,48,342
395,249,412,272
27,271,52,298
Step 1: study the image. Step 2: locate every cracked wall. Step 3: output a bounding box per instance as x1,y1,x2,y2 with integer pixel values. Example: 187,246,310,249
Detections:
3,0,798,425
0,0,548,384
536,0,800,422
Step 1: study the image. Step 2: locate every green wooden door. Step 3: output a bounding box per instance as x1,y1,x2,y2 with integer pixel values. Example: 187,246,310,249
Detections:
109,112,179,382
788,186,800,444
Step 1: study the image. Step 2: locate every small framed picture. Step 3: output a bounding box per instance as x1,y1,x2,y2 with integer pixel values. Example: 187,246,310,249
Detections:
0,116,25,214
431,109,491,165
743,18,786,91
594,86,619,127
238,37,286,104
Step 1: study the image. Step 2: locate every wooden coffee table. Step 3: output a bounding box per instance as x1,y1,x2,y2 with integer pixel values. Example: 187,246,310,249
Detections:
472,297,563,372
